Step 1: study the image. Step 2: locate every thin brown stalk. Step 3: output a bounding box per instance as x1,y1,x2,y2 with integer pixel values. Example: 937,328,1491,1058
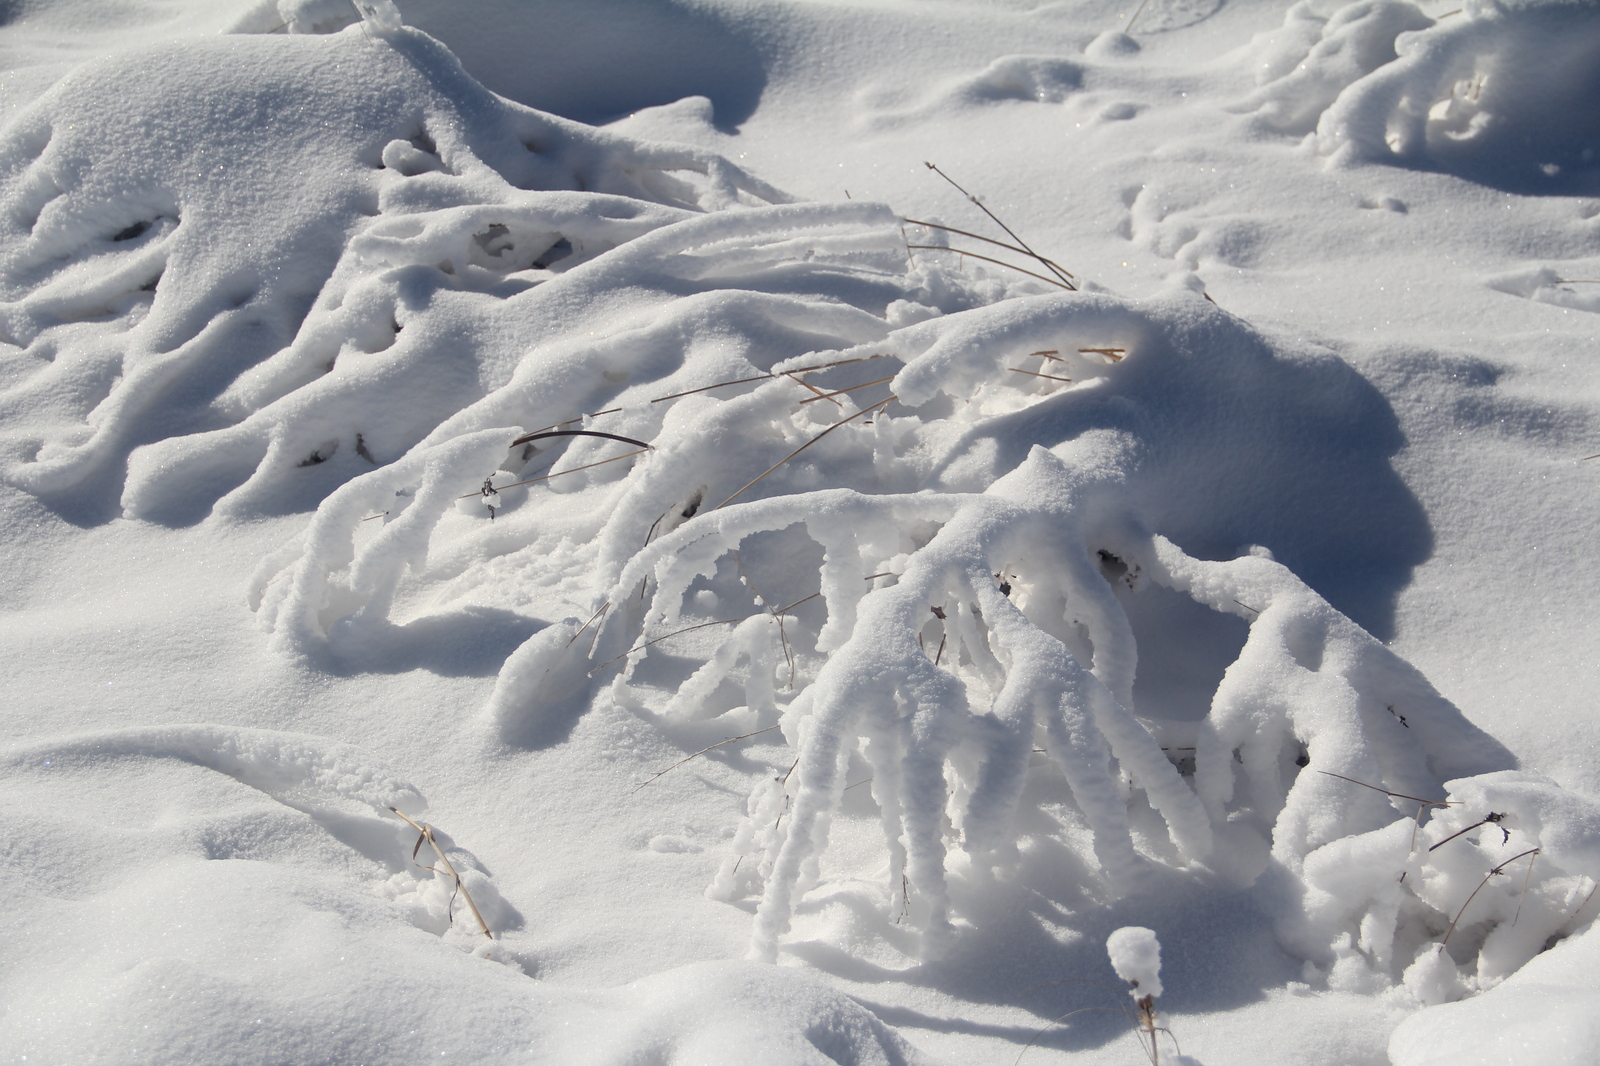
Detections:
632,725,781,793
1513,849,1539,925
1440,848,1540,950
786,372,844,407
589,615,754,674
1428,813,1506,852
923,162,1078,289
1124,0,1151,33
1080,347,1126,361
1317,770,1449,808
901,218,1075,279
906,246,1075,291
714,395,894,511
527,408,624,435
361,511,389,522
1580,453,1600,462
527,354,893,437
797,375,898,405
588,592,823,677
388,808,492,939
648,374,776,405
566,602,611,648
1008,367,1074,384
1014,1007,1138,1066
509,428,650,449
463,446,648,499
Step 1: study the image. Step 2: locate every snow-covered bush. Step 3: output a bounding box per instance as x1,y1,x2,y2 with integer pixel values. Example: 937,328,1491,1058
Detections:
2,8,1590,1020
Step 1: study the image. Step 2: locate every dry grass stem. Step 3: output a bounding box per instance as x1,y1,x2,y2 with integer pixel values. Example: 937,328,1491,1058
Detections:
714,395,895,511
923,162,1078,288
906,245,1075,291
632,725,782,793
387,808,493,939
1080,347,1126,361
901,218,1075,278
588,591,825,676
1440,847,1541,950
790,372,851,406
1428,812,1507,852
1317,770,1449,808
509,428,652,449
1008,367,1075,384
797,375,898,405
733,550,795,686
464,446,649,499
566,601,611,647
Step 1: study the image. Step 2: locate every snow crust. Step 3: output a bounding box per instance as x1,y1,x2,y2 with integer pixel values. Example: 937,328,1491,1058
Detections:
2,0,1599,1063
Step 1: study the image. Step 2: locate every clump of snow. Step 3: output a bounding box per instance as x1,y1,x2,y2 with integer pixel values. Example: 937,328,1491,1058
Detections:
1294,769,1600,997
1108,925,1164,997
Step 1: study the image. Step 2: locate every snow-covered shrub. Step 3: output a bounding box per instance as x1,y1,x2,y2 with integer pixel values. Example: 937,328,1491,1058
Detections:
2,6,1584,1011
245,261,1519,967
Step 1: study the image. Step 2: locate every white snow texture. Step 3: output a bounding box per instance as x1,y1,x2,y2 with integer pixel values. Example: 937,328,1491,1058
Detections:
3,0,1599,1063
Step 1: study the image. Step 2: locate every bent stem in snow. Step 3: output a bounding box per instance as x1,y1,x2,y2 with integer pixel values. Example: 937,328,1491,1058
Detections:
922,161,1077,288
632,725,783,794
389,808,493,940
1439,847,1541,951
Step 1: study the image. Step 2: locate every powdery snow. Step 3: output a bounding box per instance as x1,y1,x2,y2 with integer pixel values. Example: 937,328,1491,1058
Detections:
2,0,1598,1064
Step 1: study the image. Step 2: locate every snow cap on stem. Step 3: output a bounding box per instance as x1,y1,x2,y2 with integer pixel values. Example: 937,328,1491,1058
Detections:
1107,926,1164,999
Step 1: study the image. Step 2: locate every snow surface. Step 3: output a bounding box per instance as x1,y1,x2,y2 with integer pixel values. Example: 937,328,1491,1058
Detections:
2,0,1598,1063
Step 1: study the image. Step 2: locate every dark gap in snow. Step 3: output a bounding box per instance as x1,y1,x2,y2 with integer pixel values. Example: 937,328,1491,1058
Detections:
111,219,152,242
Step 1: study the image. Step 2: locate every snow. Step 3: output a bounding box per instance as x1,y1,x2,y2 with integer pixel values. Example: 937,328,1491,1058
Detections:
1107,925,1165,997
2,0,1598,1063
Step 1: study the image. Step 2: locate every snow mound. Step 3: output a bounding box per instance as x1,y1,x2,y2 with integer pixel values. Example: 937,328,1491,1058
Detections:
1242,0,1600,192
1,722,426,814
2,724,924,1063
1389,921,1600,1066
0,23,779,522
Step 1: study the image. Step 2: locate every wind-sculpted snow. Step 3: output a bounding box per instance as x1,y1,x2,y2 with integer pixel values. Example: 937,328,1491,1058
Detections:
0,20,782,522
1243,0,1600,193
